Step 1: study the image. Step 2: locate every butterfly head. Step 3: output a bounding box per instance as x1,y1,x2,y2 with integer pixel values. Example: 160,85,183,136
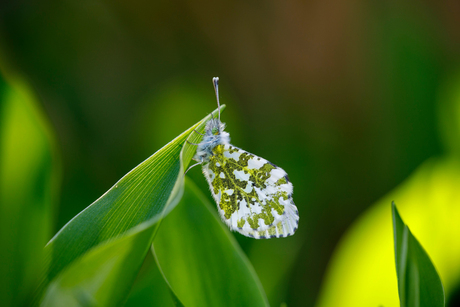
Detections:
206,117,225,135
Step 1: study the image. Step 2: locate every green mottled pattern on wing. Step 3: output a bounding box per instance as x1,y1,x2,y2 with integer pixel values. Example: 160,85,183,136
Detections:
207,144,287,229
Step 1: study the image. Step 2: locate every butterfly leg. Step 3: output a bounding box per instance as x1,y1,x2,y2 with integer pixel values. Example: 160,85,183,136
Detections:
186,140,213,146
184,158,203,174
193,129,205,136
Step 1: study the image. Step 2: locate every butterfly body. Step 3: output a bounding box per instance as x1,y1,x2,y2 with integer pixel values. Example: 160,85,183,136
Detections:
194,118,230,163
192,77,299,239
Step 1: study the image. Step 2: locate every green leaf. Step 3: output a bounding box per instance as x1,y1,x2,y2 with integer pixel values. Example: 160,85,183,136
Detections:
392,202,445,307
0,69,60,306
38,106,224,305
125,252,176,307
152,179,269,307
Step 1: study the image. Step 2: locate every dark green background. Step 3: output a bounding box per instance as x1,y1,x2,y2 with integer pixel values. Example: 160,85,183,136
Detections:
1,1,458,306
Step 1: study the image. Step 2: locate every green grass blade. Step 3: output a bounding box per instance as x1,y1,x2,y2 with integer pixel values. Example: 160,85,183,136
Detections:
152,179,269,307
38,106,224,304
392,202,445,307
0,70,60,306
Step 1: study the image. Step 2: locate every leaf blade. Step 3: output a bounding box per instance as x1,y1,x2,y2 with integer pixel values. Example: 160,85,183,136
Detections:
125,252,176,307
0,69,60,306
392,202,445,307
153,179,269,307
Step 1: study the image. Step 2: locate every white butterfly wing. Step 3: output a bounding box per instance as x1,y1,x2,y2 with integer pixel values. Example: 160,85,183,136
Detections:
202,143,299,239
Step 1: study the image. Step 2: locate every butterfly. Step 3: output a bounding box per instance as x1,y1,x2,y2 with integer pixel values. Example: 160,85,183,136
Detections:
187,77,299,239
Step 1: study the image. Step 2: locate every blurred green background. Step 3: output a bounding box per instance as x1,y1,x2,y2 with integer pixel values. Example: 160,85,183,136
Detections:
1,1,460,306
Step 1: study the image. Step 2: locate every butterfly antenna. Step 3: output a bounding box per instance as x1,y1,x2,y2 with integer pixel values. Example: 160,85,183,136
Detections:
212,77,221,122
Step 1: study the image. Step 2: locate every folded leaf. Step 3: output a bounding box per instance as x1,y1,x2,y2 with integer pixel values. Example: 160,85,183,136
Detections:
38,106,224,304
